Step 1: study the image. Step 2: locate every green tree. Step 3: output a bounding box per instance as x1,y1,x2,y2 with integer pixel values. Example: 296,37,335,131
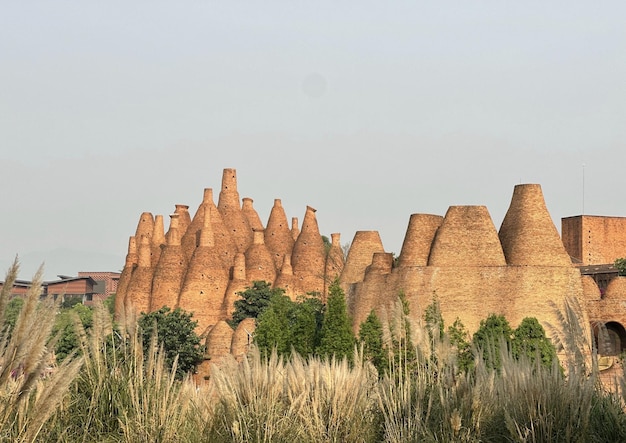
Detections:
358,310,388,375
291,296,324,356
615,257,626,276
254,293,294,357
424,294,444,341
229,281,285,328
54,303,94,361
472,314,513,371
138,306,203,378
318,279,355,362
254,293,324,358
512,317,557,368
448,317,473,372
2,297,24,335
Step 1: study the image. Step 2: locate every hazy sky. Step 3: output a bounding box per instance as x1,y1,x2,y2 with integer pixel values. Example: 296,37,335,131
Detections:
1,2,625,280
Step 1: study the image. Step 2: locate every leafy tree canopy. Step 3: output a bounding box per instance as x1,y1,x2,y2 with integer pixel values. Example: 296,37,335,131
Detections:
511,317,557,368
615,257,626,276
472,314,513,371
358,310,388,375
138,306,203,378
318,279,355,362
229,281,285,328
254,293,324,358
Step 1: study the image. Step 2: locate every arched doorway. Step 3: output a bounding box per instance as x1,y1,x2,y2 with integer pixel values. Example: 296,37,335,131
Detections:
594,321,626,356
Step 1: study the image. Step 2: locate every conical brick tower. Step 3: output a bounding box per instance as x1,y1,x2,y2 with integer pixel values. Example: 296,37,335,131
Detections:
150,213,186,311
428,206,506,266
201,188,238,269
325,233,345,291
231,318,256,362
498,184,571,266
135,212,155,242
205,320,234,366
291,206,327,296
124,234,154,317
178,207,230,335
264,199,295,269
217,168,253,253
291,217,300,241
397,214,443,268
274,254,297,300
166,204,191,248
245,230,277,284
222,253,249,320
340,231,385,287
114,236,137,323
364,252,394,281
242,197,264,231
151,215,166,267
182,189,213,263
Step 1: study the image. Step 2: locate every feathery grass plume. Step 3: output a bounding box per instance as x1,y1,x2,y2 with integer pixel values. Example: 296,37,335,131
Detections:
377,305,489,443
211,347,290,442
285,348,379,442
0,263,83,443
0,257,19,328
121,333,197,443
547,295,593,376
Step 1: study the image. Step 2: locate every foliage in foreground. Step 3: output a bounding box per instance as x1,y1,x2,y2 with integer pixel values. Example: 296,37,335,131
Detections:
3,261,626,442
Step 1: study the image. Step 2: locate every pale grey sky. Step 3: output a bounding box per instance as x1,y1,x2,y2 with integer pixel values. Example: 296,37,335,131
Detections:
1,1,625,280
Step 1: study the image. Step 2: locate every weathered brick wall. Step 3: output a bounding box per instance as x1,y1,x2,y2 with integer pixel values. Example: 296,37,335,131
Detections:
563,216,626,265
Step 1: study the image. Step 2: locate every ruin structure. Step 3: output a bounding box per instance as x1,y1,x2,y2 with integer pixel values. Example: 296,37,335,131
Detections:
116,168,626,375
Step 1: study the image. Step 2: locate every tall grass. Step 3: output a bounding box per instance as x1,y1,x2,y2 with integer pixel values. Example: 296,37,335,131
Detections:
2,259,626,442
0,260,82,443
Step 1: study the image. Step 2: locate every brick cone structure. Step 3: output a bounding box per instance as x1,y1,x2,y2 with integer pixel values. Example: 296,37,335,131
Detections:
205,320,235,365
221,253,249,321
124,234,154,317
174,204,192,241
178,207,230,335
245,230,277,284
265,199,295,269
340,231,385,287
231,318,256,362
134,212,154,242
151,215,166,267
397,214,443,268
499,184,572,266
203,188,238,269
428,206,506,267
291,217,300,241
291,206,327,296
119,169,612,373
114,236,137,323
274,254,297,300
349,188,585,335
150,214,186,311
325,233,345,292
242,197,264,232
217,168,253,253
181,189,213,263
